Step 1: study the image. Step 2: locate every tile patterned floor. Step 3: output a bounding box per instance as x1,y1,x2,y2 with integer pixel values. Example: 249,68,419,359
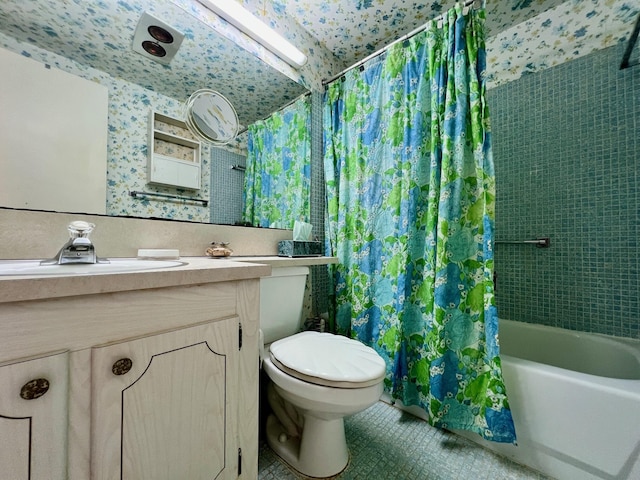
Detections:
258,401,551,480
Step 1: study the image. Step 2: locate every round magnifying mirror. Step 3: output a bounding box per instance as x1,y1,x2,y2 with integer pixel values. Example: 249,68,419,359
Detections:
184,89,239,145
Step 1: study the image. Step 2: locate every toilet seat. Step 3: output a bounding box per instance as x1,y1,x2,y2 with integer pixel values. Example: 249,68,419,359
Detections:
269,331,386,388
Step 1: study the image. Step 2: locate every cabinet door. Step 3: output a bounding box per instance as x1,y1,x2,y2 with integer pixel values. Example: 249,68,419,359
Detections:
0,350,69,480
150,154,201,190
91,318,239,480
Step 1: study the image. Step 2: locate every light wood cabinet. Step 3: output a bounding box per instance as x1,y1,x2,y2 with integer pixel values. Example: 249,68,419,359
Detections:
0,279,260,480
0,350,69,479
91,319,239,480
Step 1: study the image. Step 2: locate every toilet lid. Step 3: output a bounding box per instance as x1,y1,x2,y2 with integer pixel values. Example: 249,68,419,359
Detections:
269,331,386,388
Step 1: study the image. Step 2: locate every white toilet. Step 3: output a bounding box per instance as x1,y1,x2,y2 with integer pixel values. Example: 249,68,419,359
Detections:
260,266,386,478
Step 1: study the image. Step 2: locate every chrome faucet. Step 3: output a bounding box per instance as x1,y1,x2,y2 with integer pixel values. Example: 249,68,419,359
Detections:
41,221,109,265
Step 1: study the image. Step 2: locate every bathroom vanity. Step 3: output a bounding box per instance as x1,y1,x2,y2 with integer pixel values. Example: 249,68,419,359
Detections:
0,258,271,479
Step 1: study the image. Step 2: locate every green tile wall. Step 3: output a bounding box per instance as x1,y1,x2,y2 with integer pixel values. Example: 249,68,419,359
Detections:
210,146,245,226
310,91,330,317
488,43,640,339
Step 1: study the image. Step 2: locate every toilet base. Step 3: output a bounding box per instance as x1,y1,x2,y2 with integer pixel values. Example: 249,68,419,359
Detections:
265,413,350,478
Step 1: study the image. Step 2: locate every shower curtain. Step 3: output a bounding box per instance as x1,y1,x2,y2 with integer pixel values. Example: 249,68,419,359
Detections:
243,96,311,228
323,4,515,443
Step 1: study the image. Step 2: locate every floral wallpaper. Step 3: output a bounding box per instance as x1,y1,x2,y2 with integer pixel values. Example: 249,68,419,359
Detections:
271,0,639,87
0,0,309,127
486,0,640,87
0,32,211,223
173,0,343,90
170,0,640,91
1,0,638,222
272,0,569,65
0,0,637,112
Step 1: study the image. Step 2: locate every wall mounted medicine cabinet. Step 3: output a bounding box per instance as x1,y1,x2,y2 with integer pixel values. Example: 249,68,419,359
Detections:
148,111,202,190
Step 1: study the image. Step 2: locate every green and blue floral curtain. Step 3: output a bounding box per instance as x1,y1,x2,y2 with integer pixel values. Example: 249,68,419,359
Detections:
243,96,311,229
323,4,516,443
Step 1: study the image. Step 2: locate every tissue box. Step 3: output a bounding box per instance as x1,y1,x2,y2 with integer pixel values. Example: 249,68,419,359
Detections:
278,240,322,257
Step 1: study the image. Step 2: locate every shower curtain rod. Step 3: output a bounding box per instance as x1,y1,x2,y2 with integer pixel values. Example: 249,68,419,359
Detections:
322,0,482,87
237,91,311,135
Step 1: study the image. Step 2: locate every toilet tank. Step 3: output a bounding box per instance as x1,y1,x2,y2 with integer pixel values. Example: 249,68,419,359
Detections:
260,266,309,344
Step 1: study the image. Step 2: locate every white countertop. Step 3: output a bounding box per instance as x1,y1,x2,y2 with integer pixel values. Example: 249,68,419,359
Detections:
0,256,337,304
230,255,338,267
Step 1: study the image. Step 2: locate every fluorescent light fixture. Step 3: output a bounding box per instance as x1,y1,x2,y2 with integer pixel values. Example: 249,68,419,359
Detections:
197,0,307,68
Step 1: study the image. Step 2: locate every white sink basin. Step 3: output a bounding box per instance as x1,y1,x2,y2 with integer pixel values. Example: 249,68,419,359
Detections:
0,258,186,276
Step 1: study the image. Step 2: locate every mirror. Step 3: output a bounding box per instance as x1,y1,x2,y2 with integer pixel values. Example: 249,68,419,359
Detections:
0,0,309,227
185,89,239,145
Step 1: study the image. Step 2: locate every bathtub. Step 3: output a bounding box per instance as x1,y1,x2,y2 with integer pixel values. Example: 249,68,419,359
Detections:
463,319,640,480
386,319,640,480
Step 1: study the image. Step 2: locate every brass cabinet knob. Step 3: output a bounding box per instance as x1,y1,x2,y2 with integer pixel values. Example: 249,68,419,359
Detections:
20,378,50,400
112,358,133,376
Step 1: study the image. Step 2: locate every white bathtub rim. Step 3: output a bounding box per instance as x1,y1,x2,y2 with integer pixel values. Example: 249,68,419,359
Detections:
498,319,640,380
501,354,640,397
499,318,640,349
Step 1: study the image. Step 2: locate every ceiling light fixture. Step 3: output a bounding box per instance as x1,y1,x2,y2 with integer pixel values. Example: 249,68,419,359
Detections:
196,0,307,69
